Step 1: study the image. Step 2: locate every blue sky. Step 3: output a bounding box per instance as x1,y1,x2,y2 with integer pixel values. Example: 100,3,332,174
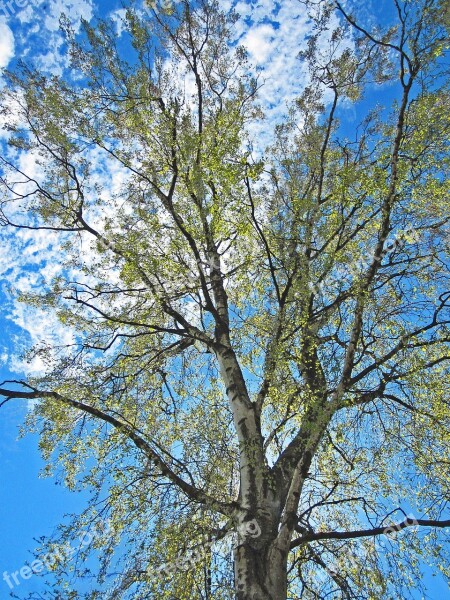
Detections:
0,0,449,597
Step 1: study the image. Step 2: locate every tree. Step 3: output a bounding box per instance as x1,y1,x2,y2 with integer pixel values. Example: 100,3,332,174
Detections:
0,0,449,598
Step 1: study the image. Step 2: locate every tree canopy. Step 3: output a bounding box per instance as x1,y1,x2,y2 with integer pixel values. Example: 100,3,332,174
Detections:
0,0,449,598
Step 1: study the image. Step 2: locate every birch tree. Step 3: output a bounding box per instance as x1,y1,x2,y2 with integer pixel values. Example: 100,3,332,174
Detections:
0,0,449,598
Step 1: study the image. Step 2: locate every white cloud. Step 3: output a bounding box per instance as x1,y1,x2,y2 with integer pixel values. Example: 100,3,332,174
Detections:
242,24,276,65
226,0,350,149
16,0,93,32
0,349,8,366
230,1,313,147
12,0,94,76
110,8,128,36
8,302,75,376
45,0,93,32
0,20,15,69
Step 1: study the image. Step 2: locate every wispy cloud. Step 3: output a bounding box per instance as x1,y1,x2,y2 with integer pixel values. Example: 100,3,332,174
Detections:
225,0,345,148
0,20,14,69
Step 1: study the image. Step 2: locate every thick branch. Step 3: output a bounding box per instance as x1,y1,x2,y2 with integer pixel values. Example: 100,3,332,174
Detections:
290,518,450,549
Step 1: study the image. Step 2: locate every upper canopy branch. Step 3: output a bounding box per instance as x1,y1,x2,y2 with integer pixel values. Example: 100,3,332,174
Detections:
334,0,414,76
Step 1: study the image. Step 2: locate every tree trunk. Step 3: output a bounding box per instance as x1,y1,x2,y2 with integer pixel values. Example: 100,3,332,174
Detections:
234,541,288,600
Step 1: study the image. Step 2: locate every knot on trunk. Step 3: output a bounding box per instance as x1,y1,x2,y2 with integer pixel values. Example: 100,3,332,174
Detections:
235,507,277,550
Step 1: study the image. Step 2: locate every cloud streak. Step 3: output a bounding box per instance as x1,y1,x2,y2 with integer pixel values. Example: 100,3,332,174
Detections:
0,20,14,69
